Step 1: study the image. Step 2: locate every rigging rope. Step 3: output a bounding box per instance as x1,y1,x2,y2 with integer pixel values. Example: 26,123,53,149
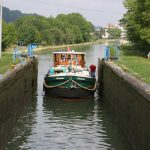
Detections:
43,79,70,88
71,79,96,91
43,77,96,91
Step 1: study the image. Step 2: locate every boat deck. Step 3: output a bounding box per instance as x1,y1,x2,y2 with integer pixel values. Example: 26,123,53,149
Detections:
48,65,92,78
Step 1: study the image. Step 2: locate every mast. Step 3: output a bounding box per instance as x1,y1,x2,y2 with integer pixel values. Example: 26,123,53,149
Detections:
0,0,2,58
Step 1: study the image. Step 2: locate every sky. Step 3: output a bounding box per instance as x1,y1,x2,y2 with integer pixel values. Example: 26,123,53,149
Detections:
3,0,126,27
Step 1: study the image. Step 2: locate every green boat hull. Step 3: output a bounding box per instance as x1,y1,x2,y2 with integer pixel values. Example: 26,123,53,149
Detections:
43,75,96,98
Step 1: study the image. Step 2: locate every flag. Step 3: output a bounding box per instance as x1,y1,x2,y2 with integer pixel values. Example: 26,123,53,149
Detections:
67,46,71,52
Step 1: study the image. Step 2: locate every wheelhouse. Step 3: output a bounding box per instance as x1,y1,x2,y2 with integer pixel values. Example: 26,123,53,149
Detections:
53,51,86,68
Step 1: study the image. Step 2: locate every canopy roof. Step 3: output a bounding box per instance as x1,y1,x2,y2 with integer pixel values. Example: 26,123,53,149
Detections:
53,51,86,55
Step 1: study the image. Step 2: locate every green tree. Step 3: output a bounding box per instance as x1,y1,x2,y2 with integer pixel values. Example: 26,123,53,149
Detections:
53,28,65,45
121,0,150,51
41,28,66,45
13,13,94,46
66,13,94,42
2,21,17,50
107,27,122,39
71,26,83,43
56,13,94,42
16,23,40,44
64,28,75,44
41,29,54,45
15,16,43,44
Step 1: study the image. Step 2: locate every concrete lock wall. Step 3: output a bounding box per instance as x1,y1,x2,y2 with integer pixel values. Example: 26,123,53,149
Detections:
98,59,150,150
0,57,38,149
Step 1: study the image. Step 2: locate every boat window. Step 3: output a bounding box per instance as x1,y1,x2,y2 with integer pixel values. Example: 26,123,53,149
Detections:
67,54,71,60
53,53,85,67
61,54,66,62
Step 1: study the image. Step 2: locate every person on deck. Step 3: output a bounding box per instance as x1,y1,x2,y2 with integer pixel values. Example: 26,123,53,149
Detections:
68,61,72,72
49,67,54,75
89,64,96,78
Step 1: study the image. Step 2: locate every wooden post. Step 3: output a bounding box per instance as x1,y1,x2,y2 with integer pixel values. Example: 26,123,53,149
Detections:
0,0,2,58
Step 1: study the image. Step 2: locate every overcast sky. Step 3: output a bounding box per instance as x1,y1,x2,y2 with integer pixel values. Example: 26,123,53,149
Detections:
3,0,126,27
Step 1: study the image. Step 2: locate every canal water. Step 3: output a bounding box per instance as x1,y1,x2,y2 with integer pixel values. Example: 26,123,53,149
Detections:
5,43,128,150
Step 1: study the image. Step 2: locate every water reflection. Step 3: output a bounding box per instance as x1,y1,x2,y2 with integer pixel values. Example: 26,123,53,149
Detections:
5,92,38,150
5,95,127,150
43,96,95,119
41,96,112,150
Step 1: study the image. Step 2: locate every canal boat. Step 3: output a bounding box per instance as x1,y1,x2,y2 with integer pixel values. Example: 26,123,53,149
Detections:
43,50,96,98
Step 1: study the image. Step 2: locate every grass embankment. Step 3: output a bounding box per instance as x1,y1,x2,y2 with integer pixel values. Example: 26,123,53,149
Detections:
0,53,13,74
115,45,150,84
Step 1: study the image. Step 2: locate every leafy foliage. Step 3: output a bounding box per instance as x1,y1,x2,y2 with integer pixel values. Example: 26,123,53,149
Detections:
2,12,94,50
121,0,150,51
2,9,95,51
0,53,13,74
2,21,17,50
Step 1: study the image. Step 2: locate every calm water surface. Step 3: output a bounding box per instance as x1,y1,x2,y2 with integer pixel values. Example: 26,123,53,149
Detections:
5,43,128,150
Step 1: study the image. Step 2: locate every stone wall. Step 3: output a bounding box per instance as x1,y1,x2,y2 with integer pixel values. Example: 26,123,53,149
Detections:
0,57,38,149
98,59,150,150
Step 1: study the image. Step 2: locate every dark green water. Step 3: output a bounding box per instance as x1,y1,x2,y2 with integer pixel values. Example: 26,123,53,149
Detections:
5,43,128,150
